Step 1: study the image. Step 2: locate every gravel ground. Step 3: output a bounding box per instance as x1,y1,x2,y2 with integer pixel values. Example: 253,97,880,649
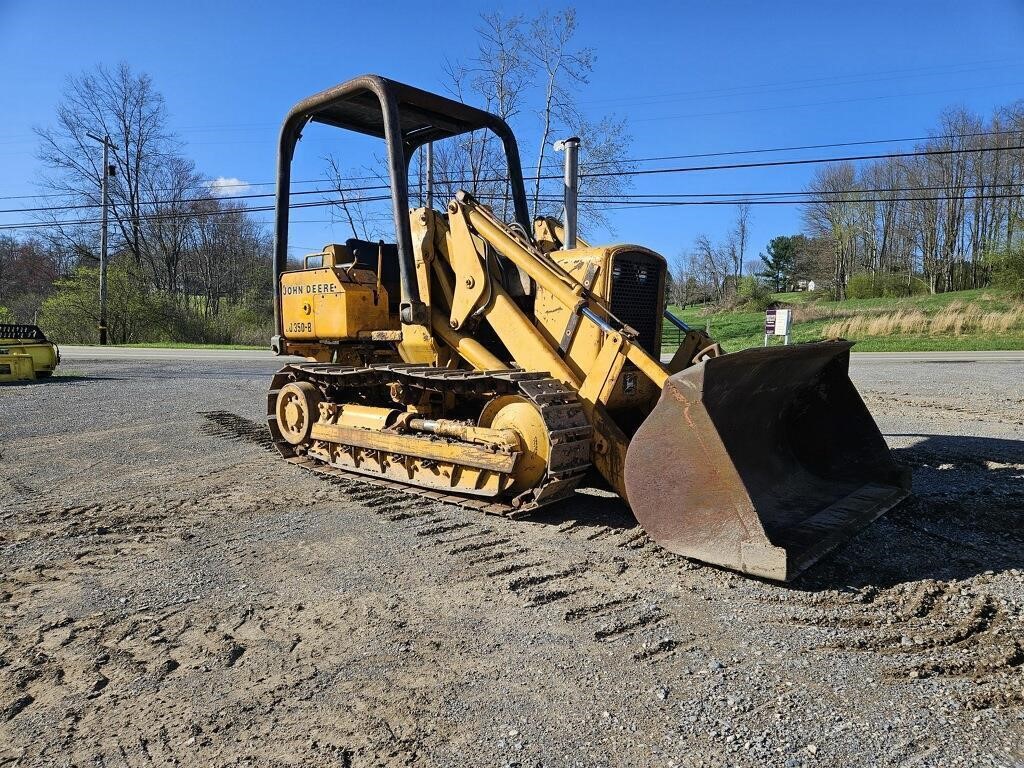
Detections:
1,357,1022,767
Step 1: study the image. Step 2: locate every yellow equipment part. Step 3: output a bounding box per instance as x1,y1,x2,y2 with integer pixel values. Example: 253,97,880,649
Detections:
0,352,35,382
280,245,391,342
0,324,59,381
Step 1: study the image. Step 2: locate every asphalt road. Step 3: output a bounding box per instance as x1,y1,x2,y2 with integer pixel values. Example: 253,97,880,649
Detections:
58,345,294,362
58,344,1024,364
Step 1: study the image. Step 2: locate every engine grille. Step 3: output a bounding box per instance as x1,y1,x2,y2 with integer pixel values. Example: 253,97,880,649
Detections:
609,251,664,356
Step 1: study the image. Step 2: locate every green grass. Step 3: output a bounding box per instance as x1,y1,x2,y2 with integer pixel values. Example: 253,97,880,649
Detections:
668,288,1024,353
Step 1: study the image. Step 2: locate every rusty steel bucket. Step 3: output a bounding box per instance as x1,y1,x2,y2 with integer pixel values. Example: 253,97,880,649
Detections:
624,341,910,581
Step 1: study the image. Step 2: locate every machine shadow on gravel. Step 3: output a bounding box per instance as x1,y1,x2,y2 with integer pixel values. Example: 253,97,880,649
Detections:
794,433,1024,592
521,488,639,533
0,372,121,385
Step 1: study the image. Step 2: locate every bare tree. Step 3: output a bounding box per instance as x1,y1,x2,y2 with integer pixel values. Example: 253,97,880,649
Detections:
32,62,274,343
420,8,633,238
322,155,384,242
522,8,595,214
693,233,730,302
732,203,751,279
35,63,178,274
803,162,861,300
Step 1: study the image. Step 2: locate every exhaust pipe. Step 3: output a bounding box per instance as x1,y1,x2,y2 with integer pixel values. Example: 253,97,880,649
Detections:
553,137,580,249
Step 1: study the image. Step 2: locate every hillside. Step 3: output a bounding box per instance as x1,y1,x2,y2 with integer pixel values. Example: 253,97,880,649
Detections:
669,288,1024,353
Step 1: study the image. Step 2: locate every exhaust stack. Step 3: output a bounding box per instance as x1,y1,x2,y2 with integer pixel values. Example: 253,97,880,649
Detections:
553,137,580,249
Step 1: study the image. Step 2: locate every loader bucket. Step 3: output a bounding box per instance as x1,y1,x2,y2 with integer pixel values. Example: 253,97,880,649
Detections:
624,341,910,581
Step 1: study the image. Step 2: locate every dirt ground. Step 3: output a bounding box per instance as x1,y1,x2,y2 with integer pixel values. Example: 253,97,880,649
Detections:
1,357,1022,767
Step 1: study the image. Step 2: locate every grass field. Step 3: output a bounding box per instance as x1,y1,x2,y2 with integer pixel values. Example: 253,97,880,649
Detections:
669,288,1024,352
73,289,1024,354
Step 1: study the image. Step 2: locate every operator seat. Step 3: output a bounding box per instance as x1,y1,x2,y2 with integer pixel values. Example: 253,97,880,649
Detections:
346,238,401,312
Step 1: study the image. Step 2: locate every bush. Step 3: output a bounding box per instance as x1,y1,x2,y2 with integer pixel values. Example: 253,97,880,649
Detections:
735,275,774,311
39,258,273,345
40,260,157,343
0,305,12,323
991,247,1024,299
846,272,927,299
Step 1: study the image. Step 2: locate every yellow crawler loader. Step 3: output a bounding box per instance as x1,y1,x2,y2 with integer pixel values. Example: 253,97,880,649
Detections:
0,324,59,382
267,75,910,581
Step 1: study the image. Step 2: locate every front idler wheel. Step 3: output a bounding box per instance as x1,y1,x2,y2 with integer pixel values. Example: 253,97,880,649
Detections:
275,381,322,445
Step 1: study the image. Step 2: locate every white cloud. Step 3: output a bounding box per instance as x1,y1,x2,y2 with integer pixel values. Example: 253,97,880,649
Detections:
206,176,251,196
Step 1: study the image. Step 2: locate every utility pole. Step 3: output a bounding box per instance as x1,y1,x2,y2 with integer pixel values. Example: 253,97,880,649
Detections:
86,132,117,345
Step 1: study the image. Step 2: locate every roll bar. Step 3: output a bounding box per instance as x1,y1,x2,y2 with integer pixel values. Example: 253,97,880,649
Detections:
274,74,531,334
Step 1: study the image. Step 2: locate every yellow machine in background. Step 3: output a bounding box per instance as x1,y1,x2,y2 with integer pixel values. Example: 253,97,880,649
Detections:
0,324,59,382
265,75,909,581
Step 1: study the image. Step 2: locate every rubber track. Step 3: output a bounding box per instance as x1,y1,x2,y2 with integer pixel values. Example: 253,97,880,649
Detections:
267,363,592,517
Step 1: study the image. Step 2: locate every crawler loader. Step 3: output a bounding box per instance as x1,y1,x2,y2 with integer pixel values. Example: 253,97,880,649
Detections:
266,75,910,581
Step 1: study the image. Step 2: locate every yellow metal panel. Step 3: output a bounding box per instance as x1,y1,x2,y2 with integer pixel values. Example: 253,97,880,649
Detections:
578,331,627,406
310,421,518,473
444,204,488,331
0,353,35,382
394,210,442,365
0,340,58,376
334,404,398,431
280,266,390,341
533,248,612,381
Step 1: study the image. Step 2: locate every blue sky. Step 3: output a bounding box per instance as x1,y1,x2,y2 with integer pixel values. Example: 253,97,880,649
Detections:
2,0,1024,262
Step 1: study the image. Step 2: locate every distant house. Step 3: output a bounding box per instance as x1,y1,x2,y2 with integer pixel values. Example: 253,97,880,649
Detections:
793,279,817,292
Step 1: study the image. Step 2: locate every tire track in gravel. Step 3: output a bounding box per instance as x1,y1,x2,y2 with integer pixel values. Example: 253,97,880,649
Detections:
862,391,1024,427
198,410,694,665
779,577,1024,710
1,470,442,765
1,593,430,765
771,428,1024,713
198,409,1024,714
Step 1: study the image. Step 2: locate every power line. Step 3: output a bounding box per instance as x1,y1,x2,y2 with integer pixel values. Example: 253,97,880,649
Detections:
4,126,1023,204
0,195,391,232
569,181,1024,200
4,188,1024,233
575,142,1024,180
574,192,1024,208
567,128,1024,169
0,182,391,215
5,139,1024,219
579,57,1024,107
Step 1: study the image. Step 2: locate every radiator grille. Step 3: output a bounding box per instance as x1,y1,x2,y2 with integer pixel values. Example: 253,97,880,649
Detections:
609,251,663,355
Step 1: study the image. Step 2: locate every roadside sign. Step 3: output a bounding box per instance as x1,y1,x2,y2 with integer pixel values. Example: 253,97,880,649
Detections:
764,309,792,346
765,308,791,335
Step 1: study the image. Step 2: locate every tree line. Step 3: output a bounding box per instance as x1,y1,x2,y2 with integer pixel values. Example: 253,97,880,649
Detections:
4,8,633,344
803,104,1024,299
673,102,1024,306
2,63,273,344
